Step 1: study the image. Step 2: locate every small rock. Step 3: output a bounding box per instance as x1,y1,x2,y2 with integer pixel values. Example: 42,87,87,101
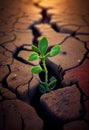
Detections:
40,85,83,124
0,99,43,130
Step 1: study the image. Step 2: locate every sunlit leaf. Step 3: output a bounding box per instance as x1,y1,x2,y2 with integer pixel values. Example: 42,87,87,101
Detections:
32,45,39,53
38,37,48,55
28,52,39,61
31,66,42,74
49,45,60,57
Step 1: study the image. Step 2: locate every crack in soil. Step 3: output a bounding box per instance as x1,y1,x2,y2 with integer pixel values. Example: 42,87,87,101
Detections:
28,2,89,72
1,64,18,99
0,33,16,46
12,44,35,66
0,1,89,130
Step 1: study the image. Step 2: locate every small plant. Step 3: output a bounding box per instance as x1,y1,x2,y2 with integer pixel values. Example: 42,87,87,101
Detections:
28,36,60,94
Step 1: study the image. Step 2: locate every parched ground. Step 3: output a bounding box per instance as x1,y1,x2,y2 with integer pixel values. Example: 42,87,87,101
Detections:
0,0,89,130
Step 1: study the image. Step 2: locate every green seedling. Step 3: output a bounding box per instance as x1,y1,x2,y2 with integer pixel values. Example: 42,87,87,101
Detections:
28,36,60,94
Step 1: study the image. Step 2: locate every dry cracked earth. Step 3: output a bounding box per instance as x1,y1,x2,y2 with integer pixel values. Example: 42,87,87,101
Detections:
0,0,89,130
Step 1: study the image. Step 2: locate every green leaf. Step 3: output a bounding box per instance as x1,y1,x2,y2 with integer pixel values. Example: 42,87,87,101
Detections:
32,45,39,53
28,52,39,61
31,66,42,74
48,81,56,90
48,76,57,90
49,76,57,82
49,45,60,57
38,37,48,55
38,84,46,94
45,52,50,58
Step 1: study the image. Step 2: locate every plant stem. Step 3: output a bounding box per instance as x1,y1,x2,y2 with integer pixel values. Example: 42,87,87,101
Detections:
42,58,48,83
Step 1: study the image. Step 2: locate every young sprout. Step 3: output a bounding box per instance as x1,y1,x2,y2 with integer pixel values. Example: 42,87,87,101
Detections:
28,36,60,93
